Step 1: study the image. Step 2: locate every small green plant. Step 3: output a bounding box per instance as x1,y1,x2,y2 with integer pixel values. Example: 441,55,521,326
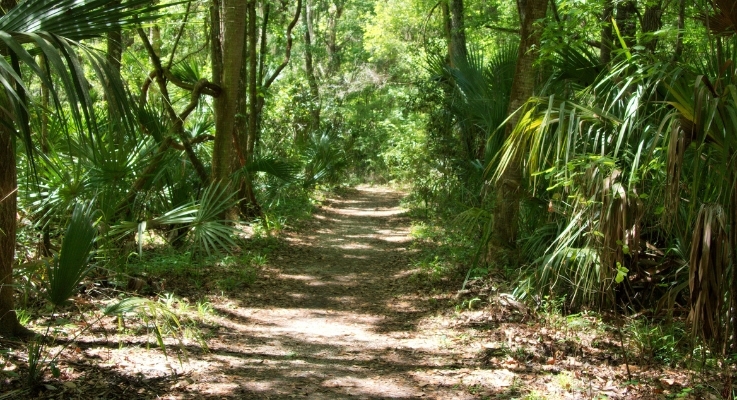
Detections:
670,387,693,399
15,309,31,326
250,254,267,267
253,213,287,237
455,297,482,311
104,296,204,360
46,202,98,306
216,266,257,291
521,390,546,400
556,371,576,392
196,300,213,317
627,319,687,366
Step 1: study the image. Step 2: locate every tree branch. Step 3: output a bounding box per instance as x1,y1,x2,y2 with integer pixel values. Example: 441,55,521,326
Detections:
136,27,210,184
263,0,302,90
117,79,214,218
166,0,193,69
258,3,270,86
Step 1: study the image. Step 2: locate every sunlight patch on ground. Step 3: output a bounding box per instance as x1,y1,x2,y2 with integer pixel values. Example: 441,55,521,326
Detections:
392,269,420,279
278,273,319,281
197,382,242,397
245,311,384,341
313,213,340,222
330,208,406,217
328,295,359,303
335,242,374,250
378,233,412,243
330,273,363,281
218,307,449,355
321,376,421,398
384,299,424,312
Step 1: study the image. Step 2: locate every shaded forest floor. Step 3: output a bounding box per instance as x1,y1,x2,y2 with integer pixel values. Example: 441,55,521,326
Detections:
1,186,728,399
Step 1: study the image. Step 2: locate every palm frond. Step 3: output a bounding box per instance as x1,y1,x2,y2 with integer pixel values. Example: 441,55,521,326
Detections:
0,0,174,40
46,201,97,306
239,156,301,183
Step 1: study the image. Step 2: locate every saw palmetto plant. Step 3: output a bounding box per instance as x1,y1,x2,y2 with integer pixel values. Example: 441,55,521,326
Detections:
484,7,737,351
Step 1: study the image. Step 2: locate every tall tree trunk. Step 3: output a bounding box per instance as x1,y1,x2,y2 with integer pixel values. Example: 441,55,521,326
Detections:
672,0,685,62
641,2,662,53
210,0,223,88
303,0,320,142
491,0,548,253
39,56,52,256
449,0,479,159
442,1,452,61
325,0,343,73
449,0,467,66
106,0,124,153
212,0,247,183
600,0,613,64
0,0,32,338
241,0,261,216
238,0,300,217
616,0,637,49
0,102,24,337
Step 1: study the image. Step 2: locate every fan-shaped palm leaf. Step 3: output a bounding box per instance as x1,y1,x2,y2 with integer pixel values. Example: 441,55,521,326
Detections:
46,201,97,306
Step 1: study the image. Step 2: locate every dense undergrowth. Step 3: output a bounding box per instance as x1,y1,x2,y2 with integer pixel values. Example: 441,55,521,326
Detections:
4,0,737,397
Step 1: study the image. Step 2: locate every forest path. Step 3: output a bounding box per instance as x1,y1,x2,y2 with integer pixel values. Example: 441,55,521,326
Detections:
195,186,480,399
13,186,703,399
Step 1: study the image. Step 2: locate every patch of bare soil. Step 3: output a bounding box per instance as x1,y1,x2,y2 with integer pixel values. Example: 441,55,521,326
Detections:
1,186,724,399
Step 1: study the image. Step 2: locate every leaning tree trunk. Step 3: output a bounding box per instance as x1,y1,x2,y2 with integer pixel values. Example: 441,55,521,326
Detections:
491,0,548,253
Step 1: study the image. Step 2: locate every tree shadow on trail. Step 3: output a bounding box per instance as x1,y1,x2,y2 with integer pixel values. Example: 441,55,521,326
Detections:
4,187,479,399
223,187,439,335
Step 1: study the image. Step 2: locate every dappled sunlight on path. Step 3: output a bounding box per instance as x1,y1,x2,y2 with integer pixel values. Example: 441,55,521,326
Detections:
184,186,483,399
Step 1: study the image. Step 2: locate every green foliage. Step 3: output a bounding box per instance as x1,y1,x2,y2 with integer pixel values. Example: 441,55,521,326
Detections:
46,202,97,307
103,295,200,359
303,132,347,187
627,319,688,366
109,181,240,259
408,221,477,286
189,181,241,257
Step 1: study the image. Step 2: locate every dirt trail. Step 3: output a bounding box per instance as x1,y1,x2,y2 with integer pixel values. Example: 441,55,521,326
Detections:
190,185,478,399
4,186,710,399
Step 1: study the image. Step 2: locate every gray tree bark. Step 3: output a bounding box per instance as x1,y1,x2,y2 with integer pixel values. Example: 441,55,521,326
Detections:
491,0,548,253
212,0,248,182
